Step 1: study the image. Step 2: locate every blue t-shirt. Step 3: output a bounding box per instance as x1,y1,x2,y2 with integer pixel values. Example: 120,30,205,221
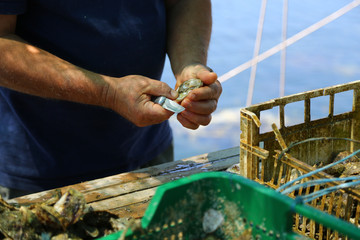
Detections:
0,0,172,191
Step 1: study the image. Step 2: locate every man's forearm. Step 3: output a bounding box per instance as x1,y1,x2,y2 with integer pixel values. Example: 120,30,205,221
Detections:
165,0,212,76
0,34,181,126
0,34,108,107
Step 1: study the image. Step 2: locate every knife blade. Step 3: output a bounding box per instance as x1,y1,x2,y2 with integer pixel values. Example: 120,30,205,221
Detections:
154,96,185,113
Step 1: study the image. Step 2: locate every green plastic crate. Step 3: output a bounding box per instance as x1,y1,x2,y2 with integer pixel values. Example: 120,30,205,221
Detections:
99,172,360,240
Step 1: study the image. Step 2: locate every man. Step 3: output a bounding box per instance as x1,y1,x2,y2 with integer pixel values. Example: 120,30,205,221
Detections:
0,0,222,199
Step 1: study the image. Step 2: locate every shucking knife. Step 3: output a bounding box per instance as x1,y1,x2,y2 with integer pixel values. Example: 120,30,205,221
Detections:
153,96,185,113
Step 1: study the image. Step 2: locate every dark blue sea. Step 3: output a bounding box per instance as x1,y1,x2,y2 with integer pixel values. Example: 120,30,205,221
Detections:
161,0,360,160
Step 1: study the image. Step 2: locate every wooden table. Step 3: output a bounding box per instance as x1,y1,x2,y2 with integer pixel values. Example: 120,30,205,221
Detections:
11,147,239,219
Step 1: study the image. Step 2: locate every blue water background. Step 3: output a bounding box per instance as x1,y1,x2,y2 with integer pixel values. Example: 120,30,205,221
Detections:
161,0,360,160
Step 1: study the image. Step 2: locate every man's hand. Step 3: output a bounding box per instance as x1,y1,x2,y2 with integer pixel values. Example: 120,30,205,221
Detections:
103,75,178,127
165,0,219,129
175,64,222,129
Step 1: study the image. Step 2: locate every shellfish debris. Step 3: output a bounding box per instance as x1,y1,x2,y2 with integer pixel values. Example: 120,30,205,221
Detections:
0,189,124,240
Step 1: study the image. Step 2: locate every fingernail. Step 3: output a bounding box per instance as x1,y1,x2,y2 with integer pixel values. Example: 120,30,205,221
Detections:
171,90,178,98
206,66,213,72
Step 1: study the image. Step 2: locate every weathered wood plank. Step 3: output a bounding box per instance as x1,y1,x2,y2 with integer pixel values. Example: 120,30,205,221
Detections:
88,153,240,209
10,147,240,220
90,188,156,212
111,201,150,219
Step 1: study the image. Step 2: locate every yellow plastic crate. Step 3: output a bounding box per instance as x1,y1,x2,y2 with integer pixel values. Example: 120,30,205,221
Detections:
239,80,360,239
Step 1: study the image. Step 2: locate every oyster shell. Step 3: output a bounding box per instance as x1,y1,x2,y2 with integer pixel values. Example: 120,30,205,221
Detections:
53,188,89,228
30,204,63,230
0,188,104,239
176,78,203,102
0,201,41,240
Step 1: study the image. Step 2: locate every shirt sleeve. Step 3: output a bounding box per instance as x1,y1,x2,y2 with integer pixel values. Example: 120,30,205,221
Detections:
0,0,27,14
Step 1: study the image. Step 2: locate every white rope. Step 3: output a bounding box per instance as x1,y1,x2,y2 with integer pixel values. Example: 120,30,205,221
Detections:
246,0,268,106
218,0,360,84
279,0,288,97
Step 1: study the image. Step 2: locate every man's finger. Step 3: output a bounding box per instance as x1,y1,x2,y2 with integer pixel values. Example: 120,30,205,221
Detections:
136,100,174,126
180,110,212,126
184,81,221,102
181,99,217,115
177,113,199,130
145,80,178,100
197,67,218,85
